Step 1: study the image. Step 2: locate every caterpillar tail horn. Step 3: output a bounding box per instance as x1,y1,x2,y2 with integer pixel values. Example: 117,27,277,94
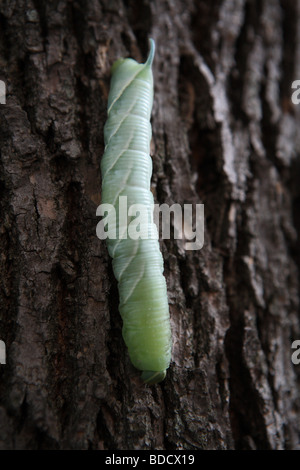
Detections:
145,38,155,67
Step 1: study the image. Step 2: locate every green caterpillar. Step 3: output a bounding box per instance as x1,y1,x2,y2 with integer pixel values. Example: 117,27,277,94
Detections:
101,39,172,384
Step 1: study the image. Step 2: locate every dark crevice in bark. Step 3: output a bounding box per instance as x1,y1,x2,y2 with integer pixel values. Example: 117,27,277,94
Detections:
255,304,281,416
104,260,125,383
215,356,228,411
177,258,194,310
191,298,205,370
0,13,9,64
123,0,153,53
120,31,134,53
46,181,87,441
15,57,43,139
96,403,116,449
190,0,222,73
16,53,32,112
75,77,91,155
291,157,300,313
224,260,271,450
35,430,60,450
0,169,20,411
178,54,225,248
17,391,29,436
279,0,299,105
70,5,97,81
223,148,268,449
260,63,280,168
32,0,48,41
32,189,40,238
228,0,263,125
45,121,57,154
68,0,85,50
48,263,77,437
50,154,75,185
292,203,300,271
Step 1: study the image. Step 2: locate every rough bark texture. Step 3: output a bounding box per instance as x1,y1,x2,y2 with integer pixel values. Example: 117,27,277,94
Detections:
0,0,300,450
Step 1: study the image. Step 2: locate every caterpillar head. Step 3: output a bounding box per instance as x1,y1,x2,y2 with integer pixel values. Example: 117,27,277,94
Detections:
141,369,166,385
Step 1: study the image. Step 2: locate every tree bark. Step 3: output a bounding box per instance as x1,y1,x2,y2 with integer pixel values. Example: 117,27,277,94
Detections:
0,0,300,450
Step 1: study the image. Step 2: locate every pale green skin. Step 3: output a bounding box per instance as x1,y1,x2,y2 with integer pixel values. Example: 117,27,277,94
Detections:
101,39,172,384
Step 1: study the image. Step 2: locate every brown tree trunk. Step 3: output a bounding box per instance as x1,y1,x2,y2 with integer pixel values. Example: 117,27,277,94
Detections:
0,0,300,450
